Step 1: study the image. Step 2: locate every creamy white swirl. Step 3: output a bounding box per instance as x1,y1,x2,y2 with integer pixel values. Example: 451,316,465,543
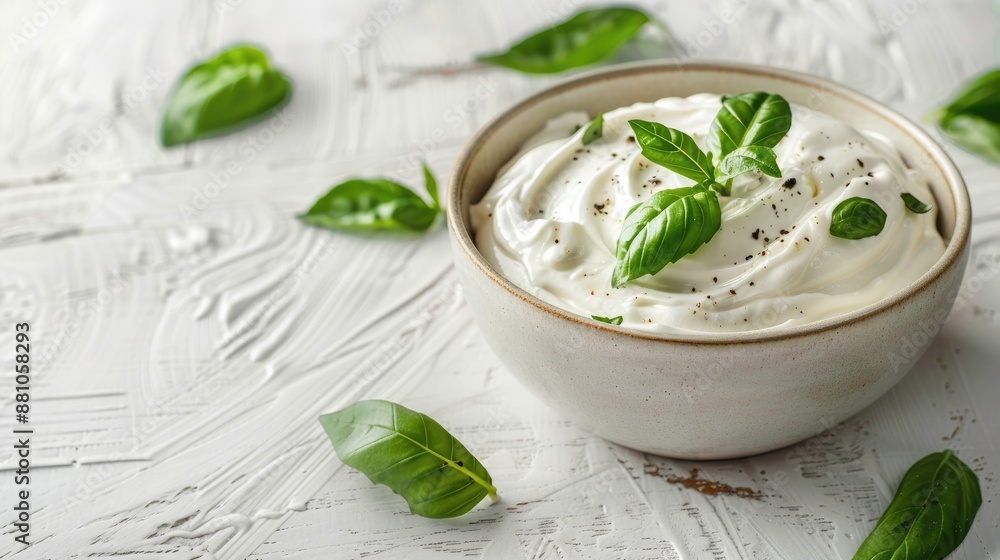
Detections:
471,94,945,334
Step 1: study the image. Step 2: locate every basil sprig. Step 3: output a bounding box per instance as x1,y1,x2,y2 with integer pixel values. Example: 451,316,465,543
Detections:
613,92,792,286
710,92,791,193
612,182,721,288
853,450,981,560
936,68,1000,163
901,193,932,214
477,7,652,74
830,197,886,240
320,400,498,518
299,163,441,235
160,45,292,147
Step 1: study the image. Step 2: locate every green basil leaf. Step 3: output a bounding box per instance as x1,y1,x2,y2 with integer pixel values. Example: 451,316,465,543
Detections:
715,145,781,181
320,400,497,519
830,197,886,240
592,315,623,325
853,450,981,560
936,68,1000,164
160,45,292,147
299,179,438,235
628,119,715,183
422,162,440,209
612,181,722,287
582,112,604,146
901,192,932,214
710,92,792,159
939,112,1000,164
477,8,651,74
942,68,1000,118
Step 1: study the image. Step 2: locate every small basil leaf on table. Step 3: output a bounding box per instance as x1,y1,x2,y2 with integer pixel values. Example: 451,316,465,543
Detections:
298,178,439,235
715,145,781,182
853,450,981,560
830,197,886,240
582,113,604,146
320,400,498,519
901,192,932,214
940,68,1000,116
935,68,1000,163
160,45,292,147
628,119,716,183
477,7,651,74
709,92,792,159
612,181,722,287
592,315,623,325
939,112,1000,164
422,162,440,209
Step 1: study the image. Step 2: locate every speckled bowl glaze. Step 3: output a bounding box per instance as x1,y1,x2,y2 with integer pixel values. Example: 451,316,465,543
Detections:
447,61,971,459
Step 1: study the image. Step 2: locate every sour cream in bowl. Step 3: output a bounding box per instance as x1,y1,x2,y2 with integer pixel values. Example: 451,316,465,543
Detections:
448,62,970,459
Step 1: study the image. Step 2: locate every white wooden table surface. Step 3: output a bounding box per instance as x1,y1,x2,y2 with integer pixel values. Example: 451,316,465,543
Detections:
1,1,999,558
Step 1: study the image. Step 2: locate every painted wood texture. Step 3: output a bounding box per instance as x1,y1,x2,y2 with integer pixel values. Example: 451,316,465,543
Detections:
0,1,998,558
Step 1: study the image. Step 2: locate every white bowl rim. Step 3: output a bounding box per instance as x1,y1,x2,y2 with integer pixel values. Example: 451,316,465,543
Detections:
448,60,971,346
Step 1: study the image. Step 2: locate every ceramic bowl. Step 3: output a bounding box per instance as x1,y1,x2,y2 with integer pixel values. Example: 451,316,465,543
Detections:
447,61,971,459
